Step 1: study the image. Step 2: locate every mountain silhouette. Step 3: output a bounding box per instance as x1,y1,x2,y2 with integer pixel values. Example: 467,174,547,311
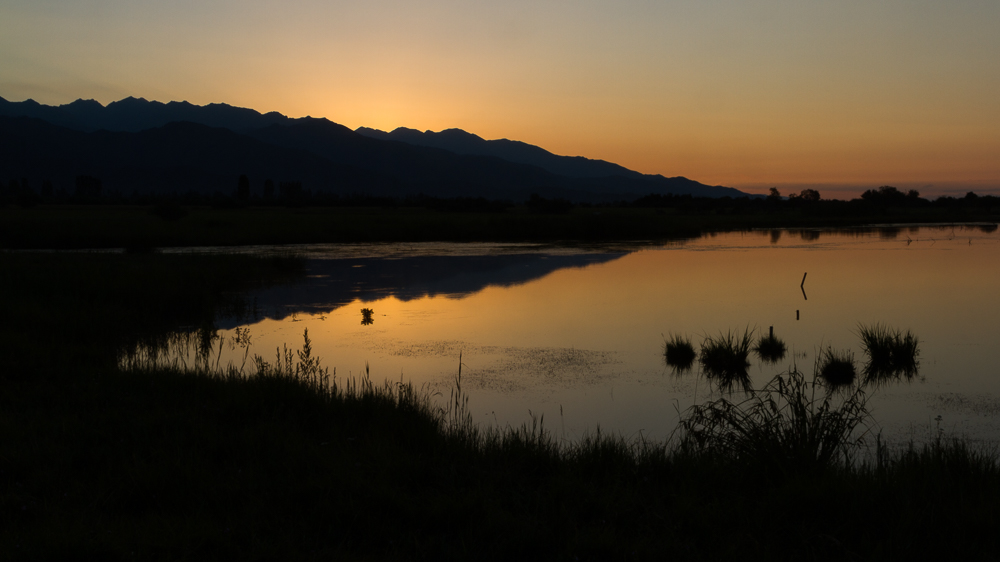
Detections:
0,116,386,196
0,95,292,133
353,127,746,198
356,127,643,179
1,95,751,201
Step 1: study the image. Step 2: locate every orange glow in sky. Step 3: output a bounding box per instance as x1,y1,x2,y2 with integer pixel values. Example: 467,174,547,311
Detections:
2,0,998,197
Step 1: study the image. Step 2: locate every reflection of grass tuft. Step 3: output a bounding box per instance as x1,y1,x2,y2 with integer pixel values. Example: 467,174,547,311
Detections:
819,347,857,388
664,334,696,372
858,323,920,384
699,328,754,393
360,307,375,325
754,332,787,364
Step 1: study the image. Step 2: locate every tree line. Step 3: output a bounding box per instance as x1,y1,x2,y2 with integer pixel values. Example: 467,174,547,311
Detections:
1,175,997,215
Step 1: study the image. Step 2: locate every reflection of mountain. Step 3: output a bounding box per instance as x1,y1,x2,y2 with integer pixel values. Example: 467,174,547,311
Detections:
219,252,626,327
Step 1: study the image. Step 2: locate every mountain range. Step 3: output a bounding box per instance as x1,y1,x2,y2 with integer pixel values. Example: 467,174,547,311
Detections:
0,95,750,201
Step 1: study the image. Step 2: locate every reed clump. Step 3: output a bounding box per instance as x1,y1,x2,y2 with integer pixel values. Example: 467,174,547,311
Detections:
819,347,857,388
858,323,920,384
664,334,697,372
699,328,754,393
754,331,787,364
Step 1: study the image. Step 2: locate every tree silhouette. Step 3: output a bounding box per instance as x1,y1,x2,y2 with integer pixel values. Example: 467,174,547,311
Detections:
798,188,820,201
861,186,906,205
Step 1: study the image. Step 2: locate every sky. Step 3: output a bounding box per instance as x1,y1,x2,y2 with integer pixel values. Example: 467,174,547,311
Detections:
1,0,998,198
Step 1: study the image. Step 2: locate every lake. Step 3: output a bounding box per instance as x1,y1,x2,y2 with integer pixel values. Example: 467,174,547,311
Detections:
142,225,1000,447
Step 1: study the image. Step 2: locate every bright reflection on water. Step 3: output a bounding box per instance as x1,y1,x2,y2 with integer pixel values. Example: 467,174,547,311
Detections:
142,226,1000,446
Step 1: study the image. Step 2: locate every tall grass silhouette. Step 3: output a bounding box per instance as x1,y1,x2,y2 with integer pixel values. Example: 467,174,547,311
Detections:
677,365,873,476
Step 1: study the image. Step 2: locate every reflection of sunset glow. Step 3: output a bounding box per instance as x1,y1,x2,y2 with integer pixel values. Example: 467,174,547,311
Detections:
156,228,1000,443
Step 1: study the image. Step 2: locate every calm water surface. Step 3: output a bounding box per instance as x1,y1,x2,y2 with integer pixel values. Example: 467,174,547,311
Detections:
155,226,1000,446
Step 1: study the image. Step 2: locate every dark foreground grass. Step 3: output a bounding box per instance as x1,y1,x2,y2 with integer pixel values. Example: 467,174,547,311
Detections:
5,340,1000,560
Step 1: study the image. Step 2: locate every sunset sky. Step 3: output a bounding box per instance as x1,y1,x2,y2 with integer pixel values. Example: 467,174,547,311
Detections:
2,0,998,197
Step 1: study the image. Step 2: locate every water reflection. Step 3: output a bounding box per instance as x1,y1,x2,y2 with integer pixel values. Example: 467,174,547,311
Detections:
756,223,997,243
858,324,921,387
139,224,999,444
670,323,921,395
219,252,626,327
754,327,788,364
360,308,374,326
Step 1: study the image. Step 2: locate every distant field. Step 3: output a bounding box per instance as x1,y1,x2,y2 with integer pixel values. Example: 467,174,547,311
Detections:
1,201,997,249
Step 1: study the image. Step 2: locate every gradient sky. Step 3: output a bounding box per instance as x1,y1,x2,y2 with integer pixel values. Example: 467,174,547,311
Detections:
2,0,998,197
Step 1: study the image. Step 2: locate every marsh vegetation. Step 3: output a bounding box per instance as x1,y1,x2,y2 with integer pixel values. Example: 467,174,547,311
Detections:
697,328,754,393
3,248,998,559
858,322,921,385
754,328,788,363
663,333,696,372
10,324,996,559
819,347,858,388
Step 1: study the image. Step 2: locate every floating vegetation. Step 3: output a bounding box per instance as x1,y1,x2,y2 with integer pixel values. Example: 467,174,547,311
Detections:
664,334,697,372
677,367,873,476
819,347,857,388
857,323,920,385
360,307,375,326
699,328,753,393
754,329,787,364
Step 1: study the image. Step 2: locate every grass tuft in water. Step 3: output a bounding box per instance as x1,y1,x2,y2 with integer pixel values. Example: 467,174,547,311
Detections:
857,323,920,385
699,328,754,393
754,331,787,364
664,334,697,372
819,347,857,388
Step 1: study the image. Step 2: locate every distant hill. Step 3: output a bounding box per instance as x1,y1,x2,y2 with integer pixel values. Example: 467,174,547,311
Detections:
0,95,752,201
0,116,388,197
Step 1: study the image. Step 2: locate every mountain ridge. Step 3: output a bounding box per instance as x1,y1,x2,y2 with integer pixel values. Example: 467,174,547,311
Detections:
356,126,646,181
0,95,752,201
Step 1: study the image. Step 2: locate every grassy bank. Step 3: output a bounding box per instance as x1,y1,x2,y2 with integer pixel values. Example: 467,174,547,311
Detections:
2,201,998,249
